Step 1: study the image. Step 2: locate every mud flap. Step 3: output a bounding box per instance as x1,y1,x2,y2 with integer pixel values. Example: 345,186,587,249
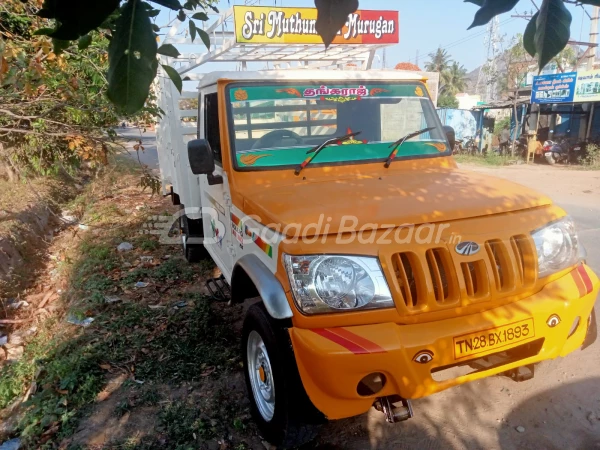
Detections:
582,308,597,350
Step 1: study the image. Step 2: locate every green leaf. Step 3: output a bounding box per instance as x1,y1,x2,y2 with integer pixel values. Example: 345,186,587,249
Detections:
152,23,160,32
198,29,210,50
314,0,358,48
192,12,209,21
208,5,219,13
149,0,182,9
535,0,572,70
468,0,520,29
38,0,120,40
52,38,71,55
157,43,181,57
78,34,93,50
107,0,159,114
580,0,600,5
33,27,55,36
162,64,182,94
178,9,186,21
189,20,197,42
464,0,485,5
148,9,161,17
523,11,538,57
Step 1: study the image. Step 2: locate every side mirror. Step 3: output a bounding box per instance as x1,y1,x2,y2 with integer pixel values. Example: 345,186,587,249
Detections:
188,139,223,185
443,126,456,152
188,139,214,175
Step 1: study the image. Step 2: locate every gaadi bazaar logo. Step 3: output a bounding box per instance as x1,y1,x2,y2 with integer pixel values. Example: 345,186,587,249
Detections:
234,6,399,45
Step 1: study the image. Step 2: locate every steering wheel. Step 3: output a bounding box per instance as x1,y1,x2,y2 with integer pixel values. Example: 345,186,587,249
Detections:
252,129,304,150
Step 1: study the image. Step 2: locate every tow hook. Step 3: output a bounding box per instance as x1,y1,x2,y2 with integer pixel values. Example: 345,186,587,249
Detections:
374,395,414,423
505,364,535,382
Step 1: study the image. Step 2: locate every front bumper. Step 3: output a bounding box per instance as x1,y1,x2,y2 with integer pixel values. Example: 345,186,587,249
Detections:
289,264,599,420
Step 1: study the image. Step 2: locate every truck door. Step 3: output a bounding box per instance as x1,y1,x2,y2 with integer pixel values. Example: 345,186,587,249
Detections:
200,90,234,279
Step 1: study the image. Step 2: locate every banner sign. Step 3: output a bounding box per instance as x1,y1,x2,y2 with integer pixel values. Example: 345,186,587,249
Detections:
531,72,576,104
574,69,600,103
233,6,399,45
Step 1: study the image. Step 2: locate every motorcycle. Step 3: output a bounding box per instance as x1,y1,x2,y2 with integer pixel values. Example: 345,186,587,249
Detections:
542,140,569,165
570,142,585,164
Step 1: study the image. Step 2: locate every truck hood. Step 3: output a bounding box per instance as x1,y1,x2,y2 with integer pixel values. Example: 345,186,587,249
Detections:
241,168,553,237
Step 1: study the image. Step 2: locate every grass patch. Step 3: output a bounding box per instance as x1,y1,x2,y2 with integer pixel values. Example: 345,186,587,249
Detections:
454,153,516,166
121,258,195,286
98,294,238,381
135,235,160,252
0,321,106,442
0,160,230,448
0,294,237,447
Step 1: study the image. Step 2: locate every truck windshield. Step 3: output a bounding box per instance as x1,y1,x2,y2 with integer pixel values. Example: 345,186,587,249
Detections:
226,81,449,170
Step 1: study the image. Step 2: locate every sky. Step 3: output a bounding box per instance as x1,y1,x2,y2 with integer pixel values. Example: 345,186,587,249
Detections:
158,0,596,73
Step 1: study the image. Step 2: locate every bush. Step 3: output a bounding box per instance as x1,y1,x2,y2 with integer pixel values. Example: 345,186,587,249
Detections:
584,143,600,167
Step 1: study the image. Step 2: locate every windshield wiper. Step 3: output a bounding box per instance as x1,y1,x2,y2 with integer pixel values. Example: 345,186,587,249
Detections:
384,127,436,168
294,131,362,175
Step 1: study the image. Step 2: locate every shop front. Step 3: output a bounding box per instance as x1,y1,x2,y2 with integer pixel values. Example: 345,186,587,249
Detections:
531,70,600,143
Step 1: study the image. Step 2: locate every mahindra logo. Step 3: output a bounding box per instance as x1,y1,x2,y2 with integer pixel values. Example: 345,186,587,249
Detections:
455,241,480,256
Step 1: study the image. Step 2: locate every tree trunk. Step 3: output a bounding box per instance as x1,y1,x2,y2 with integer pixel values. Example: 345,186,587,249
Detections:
0,143,19,182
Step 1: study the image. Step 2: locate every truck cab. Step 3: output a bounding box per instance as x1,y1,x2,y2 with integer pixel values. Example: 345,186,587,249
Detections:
156,68,598,448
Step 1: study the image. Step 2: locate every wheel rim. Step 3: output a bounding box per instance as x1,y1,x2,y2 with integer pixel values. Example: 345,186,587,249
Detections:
247,330,275,422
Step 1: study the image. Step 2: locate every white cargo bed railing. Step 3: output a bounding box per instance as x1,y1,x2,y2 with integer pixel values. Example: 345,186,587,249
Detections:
159,7,389,75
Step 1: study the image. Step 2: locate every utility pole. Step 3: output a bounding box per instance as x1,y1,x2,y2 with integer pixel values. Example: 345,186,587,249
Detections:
588,6,599,70
476,17,500,102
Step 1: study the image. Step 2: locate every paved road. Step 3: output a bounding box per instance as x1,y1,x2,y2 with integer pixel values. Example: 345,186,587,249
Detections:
462,163,600,275
116,128,159,171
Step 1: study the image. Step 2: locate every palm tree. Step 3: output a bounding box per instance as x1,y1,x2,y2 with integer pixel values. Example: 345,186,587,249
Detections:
425,48,451,73
443,62,468,95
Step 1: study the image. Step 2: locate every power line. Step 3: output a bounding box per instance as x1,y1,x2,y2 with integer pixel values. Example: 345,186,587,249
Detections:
415,17,517,64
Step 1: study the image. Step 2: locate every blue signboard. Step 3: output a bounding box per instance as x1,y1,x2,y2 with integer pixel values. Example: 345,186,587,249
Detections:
531,72,577,104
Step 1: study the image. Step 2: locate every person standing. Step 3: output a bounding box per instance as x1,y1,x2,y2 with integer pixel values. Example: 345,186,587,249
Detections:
500,125,511,156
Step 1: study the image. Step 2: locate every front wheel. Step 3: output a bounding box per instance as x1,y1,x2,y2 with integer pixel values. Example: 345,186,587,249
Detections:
242,303,323,449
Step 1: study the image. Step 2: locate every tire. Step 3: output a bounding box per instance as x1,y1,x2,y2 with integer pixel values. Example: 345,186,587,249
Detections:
546,154,556,165
179,205,209,263
242,303,324,448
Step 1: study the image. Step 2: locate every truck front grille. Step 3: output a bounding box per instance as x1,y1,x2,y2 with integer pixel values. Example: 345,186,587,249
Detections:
389,234,537,314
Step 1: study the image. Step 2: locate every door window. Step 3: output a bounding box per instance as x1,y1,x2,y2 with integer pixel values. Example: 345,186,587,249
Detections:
204,93,222,164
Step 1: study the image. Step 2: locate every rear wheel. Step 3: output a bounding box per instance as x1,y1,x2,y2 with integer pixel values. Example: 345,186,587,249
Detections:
179,205,209,263
242,303,323,448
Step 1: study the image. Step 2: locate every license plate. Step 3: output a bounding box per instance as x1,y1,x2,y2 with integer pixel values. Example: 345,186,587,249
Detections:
453,319,535,360
545,152,552,156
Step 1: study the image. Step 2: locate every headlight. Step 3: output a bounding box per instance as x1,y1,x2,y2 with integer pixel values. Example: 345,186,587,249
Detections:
532,216,579,278
283,254,394,315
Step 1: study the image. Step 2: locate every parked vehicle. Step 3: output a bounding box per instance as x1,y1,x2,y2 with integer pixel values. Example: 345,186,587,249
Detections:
453,136,477,155
570,141,586,164
156,7,599,448
543,140,570,165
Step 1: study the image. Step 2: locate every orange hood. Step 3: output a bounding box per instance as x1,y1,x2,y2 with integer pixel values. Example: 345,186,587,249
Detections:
239,167,553,237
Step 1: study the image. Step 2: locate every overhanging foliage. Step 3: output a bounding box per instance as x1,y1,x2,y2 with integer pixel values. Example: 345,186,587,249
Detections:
13,0,599,114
